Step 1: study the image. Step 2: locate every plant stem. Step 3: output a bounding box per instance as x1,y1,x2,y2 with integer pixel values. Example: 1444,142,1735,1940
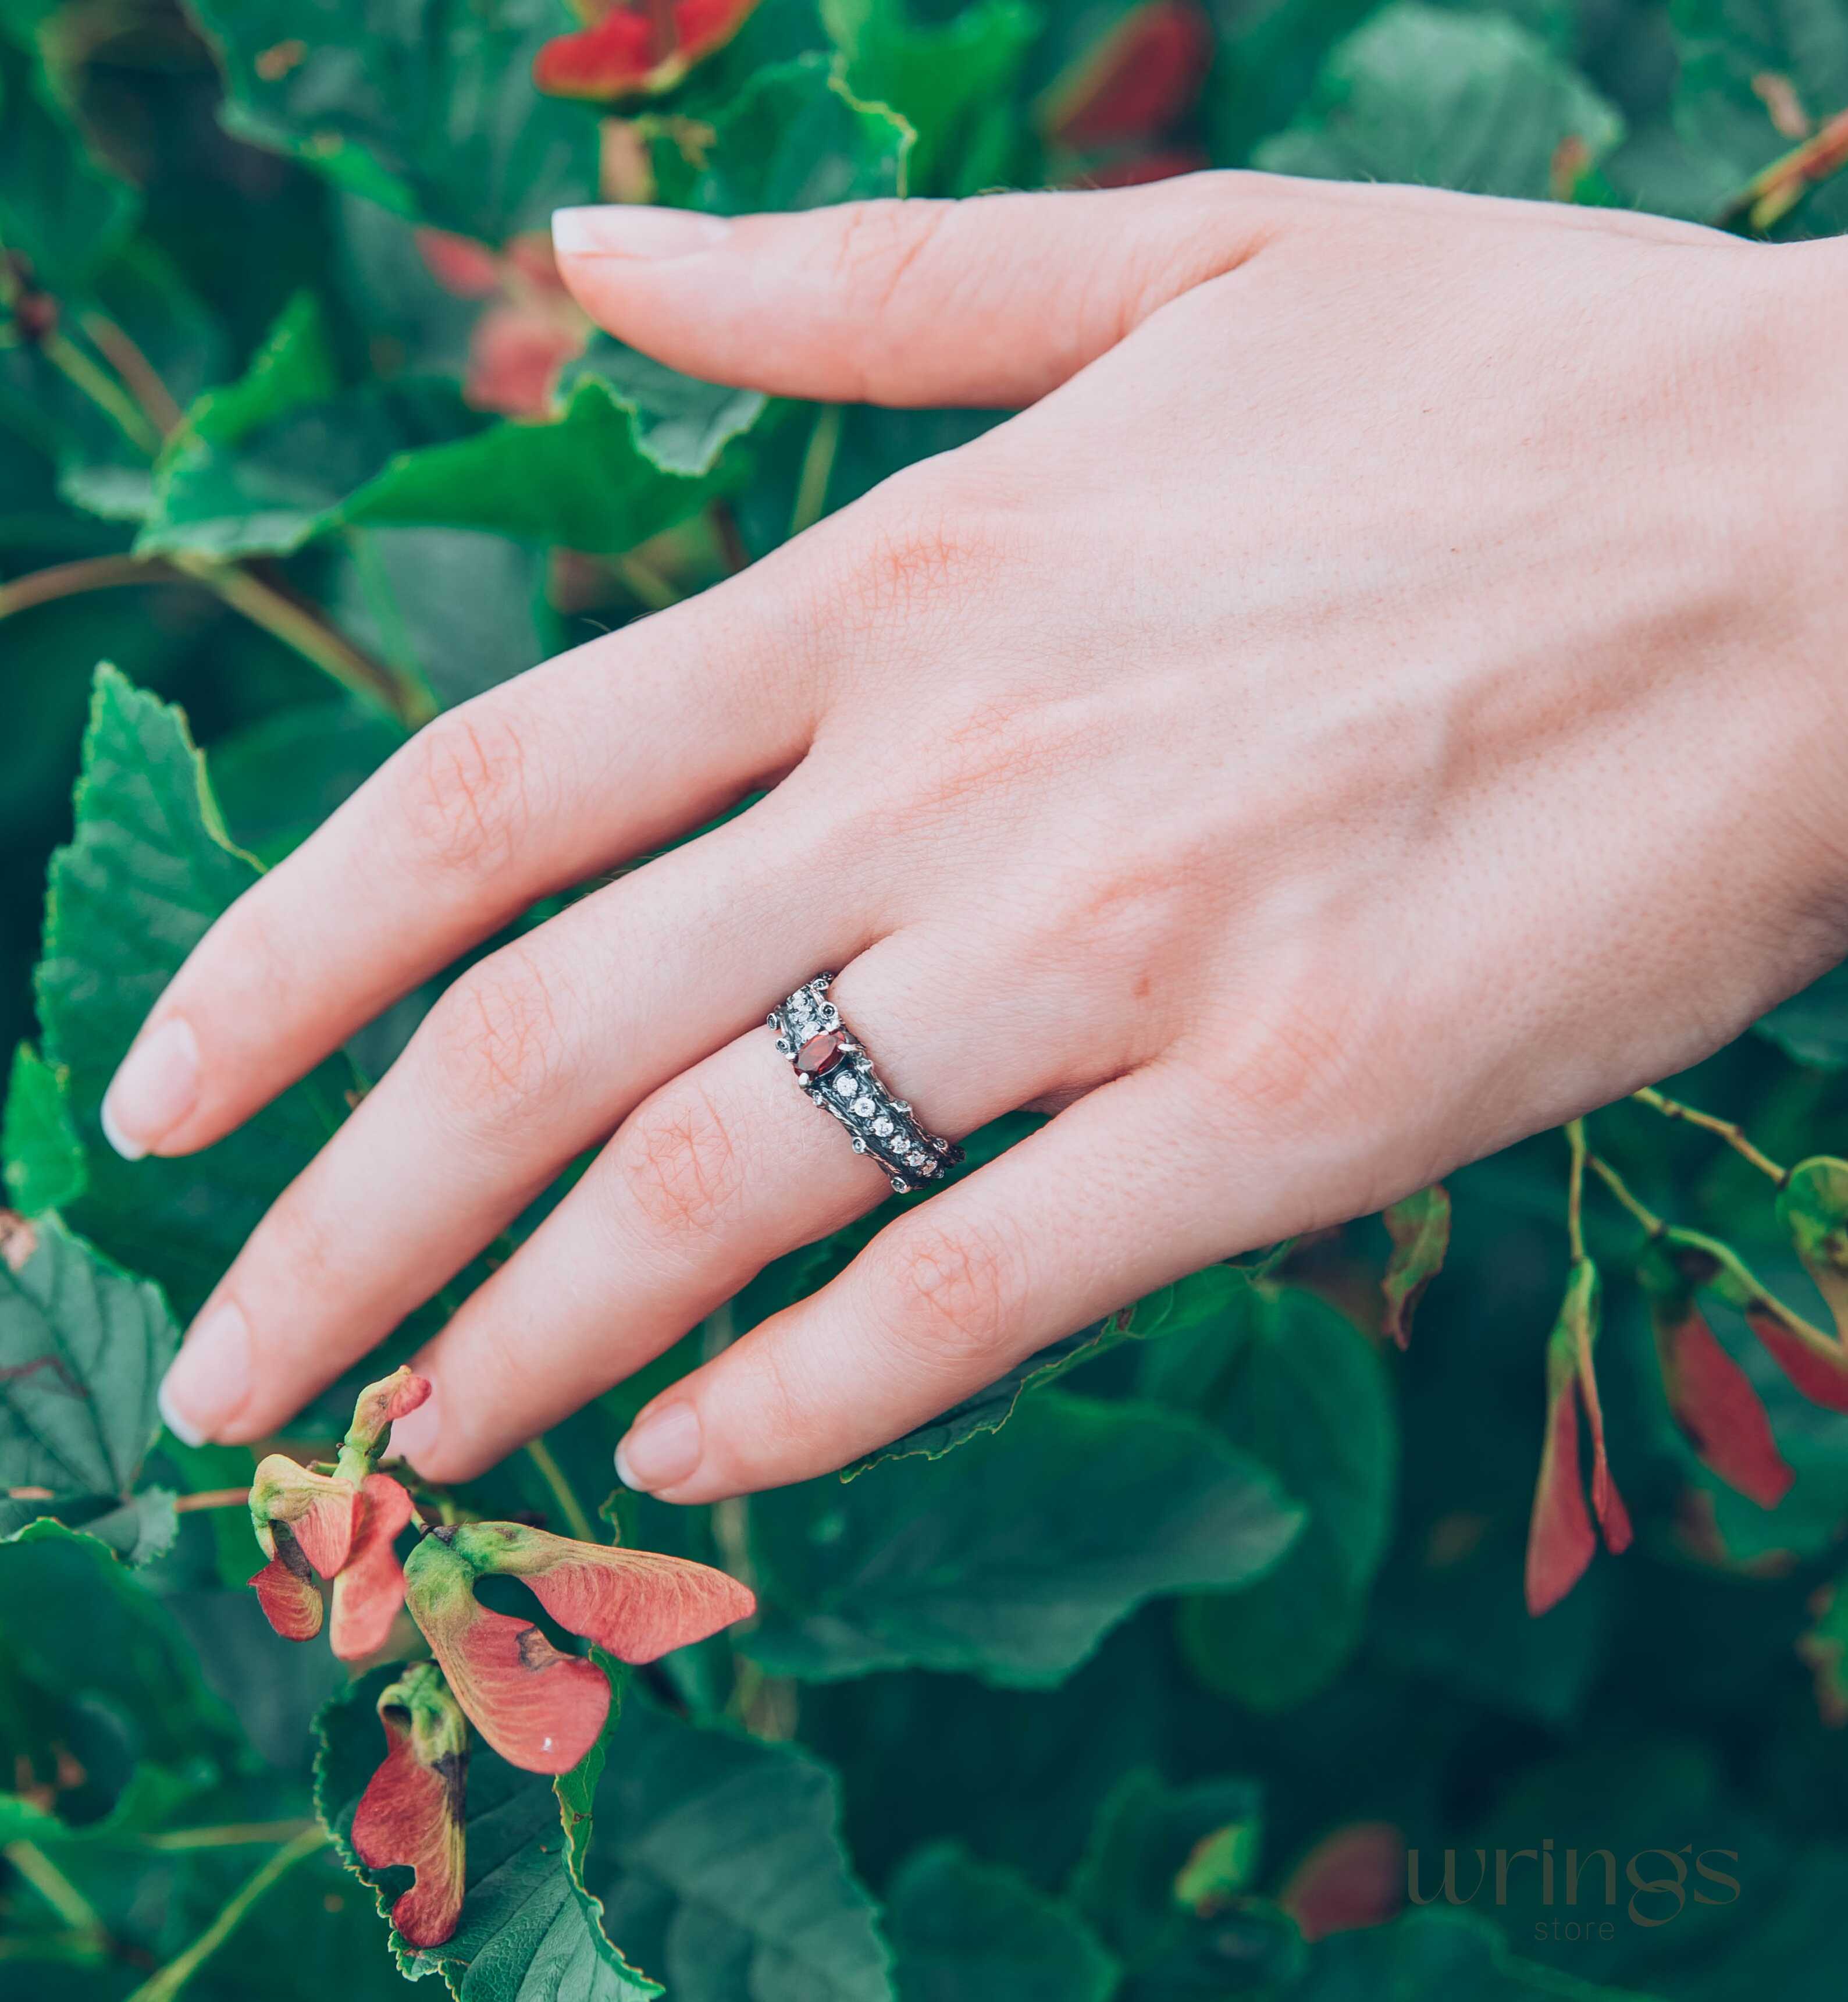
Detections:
0,554,176,617
615,551,683,611
524,1437,599,1543
77,310,186,437
1586,1152,1667,1238
4,1840,106,1935
41,330,165,457
1565,1119,1588,1263
789,403,843,537
1714,106,1848,233
121,1826,326,2002
172,1487,250,1513
171,556,435,728
140,1819,318,1851
1631,1085,1788,1185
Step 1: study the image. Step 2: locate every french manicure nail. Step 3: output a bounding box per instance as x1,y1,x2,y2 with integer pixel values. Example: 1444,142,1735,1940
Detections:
386,1379,441,1469
101,1016,200,1160
615,1402,703,1494
551,205,732,259
158,1300,251,1447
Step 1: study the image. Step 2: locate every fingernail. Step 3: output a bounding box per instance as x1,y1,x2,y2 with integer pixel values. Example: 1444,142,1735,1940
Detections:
158,1300,251,1447
615,1402,702,1494
551,205,732,259
101,1016,200,1161
386,1379,440,1470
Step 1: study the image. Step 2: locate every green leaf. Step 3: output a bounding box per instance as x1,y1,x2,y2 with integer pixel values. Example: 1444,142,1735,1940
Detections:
318,1663,658,2000
1254,2,1625,200
34,667,353,1316
319,1676,893,2002
1281,1907,1655,1997
1756,959,1848,1067
0,1519,244,1833
1671,0,1848,231
1141,1282,1397,1710
206,700,408,867
886,1841,1117,2002
579,1691,895,2002
1381,1182,1450,1348
3,1041,84,1215
0,1210,176,1510
564,338,770,478
188,0,599,241
649,53,915,212
0,22,137,297
746,1390,1304,1686
823,0,1041,195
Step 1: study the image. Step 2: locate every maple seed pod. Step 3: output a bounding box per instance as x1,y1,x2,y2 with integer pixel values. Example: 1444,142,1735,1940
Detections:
249,1453,364,1582
1664,1227,1848,1413
1776,1158,1848,1337
340,1366,434,1479
1277,1821,1408,1942
248,1521,323,1642
401,1521,756,1773
330,1473,417,1663
1035,0,1213,150
351,1661,468,1950
1525,1258,1631,1617
1639,1244,1792,1510
534,0,762,102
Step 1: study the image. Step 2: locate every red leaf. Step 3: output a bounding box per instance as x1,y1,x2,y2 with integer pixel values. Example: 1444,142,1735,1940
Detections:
1653,1298,1793,1508
535,0,761,102
1039,0,1213,151
1525,1372,1596,1616
1279,1822,1407,1942
464,301,585,418
414,229,503,300
351,1663,468,1949
453,1521,757,1662
330,1473,415,1663
249,1524,322,1641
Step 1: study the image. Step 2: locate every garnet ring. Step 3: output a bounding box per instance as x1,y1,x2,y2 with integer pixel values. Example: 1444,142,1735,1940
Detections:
770,975,964,1194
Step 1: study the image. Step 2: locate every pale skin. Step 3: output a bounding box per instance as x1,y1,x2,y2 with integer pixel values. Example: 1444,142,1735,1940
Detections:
107,172,1848,1503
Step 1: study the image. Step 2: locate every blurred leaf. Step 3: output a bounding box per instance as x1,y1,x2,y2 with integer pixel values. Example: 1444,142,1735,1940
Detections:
746,1390,1304,1685
1754,961,1848,1067
1141,1282,1397,1709
35,666,354,1316
1255,2,1624,198
649,52,915,209
3,1041,84,1215
1279,1906,1657,1996
886,1841,1117,2001
824,0,1041,194
189,0,600,241
206,699,407,866
0,1211,175,1524
565,336,769,478
1381,1183,1450,1349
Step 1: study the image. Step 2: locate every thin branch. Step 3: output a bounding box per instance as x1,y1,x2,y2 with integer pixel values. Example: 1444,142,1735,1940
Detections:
40,331,164,457
77,310,186,437
172,1487,250,1514
1586,1152,1667,1239
139,1819,317,1851
1632,1085,1788,1185
121,1825,326,2002
524,1438,598,1544
789,403,843,538
3,1839,105,1936
0,554,175,618
1565,1119,1588,1263
614,552,683,611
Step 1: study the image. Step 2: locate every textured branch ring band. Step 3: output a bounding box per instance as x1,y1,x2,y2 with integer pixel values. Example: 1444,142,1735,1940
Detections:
770,975,964,1194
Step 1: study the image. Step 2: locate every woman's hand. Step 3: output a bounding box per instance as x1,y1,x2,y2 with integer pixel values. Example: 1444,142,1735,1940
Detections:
112,172,1848,1502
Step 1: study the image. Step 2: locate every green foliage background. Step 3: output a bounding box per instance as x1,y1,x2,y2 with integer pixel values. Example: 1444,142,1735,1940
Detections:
6,0,1848,1996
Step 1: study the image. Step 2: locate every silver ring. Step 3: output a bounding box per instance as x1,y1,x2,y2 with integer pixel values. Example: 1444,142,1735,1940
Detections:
770,974,964,1194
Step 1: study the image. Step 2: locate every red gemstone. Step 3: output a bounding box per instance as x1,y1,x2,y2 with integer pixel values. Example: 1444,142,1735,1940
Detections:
795,1032,845,1077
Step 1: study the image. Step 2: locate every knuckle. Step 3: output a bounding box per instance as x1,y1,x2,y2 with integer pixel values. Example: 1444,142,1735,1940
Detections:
823,200,946,329
870,1215,1024,1371
842,479,1007,632
396,702,535,880
611,1080,747,1244
425,943,574,1121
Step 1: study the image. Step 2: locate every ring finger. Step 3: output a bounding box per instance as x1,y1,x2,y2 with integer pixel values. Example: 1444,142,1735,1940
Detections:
385,926,1128,1482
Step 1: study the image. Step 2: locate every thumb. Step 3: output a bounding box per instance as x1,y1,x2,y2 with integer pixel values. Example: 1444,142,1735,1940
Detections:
549,175,1286,408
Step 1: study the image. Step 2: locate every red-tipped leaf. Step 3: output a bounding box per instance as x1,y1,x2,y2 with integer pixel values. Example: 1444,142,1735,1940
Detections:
330,1474,416,1663
250,1523,322,1641
351,1662,468,1948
